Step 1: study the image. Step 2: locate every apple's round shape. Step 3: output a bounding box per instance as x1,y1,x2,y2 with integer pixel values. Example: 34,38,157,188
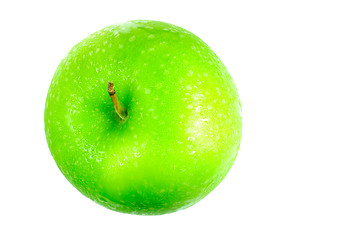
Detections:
45,20,242,215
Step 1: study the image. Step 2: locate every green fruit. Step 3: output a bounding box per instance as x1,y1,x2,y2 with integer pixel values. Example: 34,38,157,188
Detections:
44,20,242,215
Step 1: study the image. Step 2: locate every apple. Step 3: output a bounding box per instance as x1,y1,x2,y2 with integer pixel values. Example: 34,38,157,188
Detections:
44,20,242,215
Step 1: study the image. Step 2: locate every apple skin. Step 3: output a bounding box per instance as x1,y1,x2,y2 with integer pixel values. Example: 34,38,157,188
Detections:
45,20,242,215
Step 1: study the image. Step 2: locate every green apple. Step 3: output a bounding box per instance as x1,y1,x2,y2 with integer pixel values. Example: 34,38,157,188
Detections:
44,20,242,215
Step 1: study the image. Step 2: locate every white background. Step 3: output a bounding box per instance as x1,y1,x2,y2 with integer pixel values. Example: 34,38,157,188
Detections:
1,0,361,239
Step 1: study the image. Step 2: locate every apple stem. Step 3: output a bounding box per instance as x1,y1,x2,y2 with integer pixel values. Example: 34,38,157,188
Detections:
107,82,127,120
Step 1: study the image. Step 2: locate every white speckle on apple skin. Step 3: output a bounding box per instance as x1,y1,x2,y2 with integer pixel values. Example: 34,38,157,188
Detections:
187,136,195,141
129,35,136,42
